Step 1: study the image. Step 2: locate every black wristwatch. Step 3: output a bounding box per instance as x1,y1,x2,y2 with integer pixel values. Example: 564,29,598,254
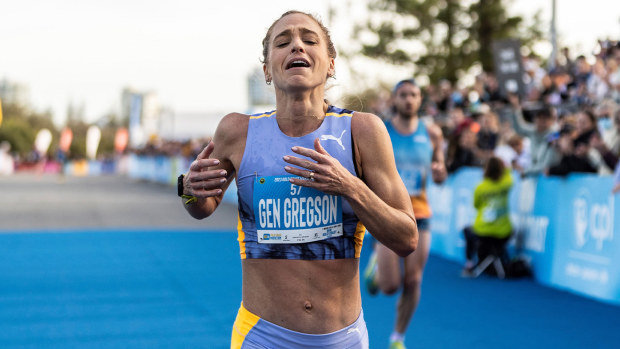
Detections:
177,174,185,197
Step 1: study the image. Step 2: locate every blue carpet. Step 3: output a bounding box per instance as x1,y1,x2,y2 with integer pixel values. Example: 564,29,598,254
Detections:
0,230,618,348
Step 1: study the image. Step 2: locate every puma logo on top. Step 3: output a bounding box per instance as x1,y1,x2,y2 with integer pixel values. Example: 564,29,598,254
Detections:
320,130,347,150
346,326,361,335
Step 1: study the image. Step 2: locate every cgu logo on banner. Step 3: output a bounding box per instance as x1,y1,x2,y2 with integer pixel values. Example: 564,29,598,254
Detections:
573,189,614,251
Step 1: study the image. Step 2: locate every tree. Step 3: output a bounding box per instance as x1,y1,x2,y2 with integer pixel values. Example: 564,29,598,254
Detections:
0,94,129,161
0,101,58,158
470,0,544,72
350,0,544,84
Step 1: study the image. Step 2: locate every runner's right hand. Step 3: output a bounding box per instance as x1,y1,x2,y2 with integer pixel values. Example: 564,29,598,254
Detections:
184,141,227,198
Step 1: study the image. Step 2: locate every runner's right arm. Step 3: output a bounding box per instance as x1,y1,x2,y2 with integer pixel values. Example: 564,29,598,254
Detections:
181,113,247,219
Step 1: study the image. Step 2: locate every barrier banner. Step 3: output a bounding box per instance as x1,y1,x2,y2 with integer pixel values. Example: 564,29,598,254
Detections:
520,176,560,284
429,167,482,261
548,175,619,303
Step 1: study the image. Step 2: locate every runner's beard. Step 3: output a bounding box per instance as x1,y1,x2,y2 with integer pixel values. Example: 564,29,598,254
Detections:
397,107,418,120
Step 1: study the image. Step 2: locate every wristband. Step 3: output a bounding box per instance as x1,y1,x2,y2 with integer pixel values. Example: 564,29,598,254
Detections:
181,194,198,205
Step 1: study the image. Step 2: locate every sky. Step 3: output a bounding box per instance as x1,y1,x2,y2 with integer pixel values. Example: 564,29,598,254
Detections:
2,0,620,126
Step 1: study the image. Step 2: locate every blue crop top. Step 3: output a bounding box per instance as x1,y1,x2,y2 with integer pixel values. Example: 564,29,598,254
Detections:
235,106,365,260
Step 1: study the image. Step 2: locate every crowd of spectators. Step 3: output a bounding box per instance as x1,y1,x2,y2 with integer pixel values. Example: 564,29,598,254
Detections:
398,40,620,186
130,137,210,160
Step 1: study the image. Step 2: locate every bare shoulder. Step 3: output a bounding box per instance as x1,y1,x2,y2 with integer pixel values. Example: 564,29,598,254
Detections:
351,111,388,140
215,112,249,140
351,111,394,178
424,119,442,137
212,112,249,162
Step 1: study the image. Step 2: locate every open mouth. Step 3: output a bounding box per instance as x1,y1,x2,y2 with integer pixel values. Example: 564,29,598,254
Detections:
286,59,310,70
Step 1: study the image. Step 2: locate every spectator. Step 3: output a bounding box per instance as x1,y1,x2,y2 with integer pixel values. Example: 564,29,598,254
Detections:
494,133,529,173
590,132,619,173
547,122,598,176
446,118,483,173
507,96,561,177
574,55,592,88
436,79,455,115
613,161,620,193
462,156,513,276
602,107,620,155
476,107,500,158
606,58,620,102
523,55,547,100
559,47,575,76
587,58,609,103
439,105,467,137
573,109,617,174
589,107,620,173
481,73,504,104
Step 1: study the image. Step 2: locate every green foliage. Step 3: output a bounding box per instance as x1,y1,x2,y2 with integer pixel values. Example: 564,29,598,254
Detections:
0,117,34,155
66,119,88,159
64,122,117,159
0,102,58,157
0,100,124,160
351,0,544,84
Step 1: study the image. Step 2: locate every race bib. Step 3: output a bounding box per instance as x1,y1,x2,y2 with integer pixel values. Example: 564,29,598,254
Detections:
482,199,503,222
397,164,424,196
253,175,343,244
482,206,499,222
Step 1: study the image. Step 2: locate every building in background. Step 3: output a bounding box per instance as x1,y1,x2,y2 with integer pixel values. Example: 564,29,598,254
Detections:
119,67,276,144
158,110,226,141
121,87,160,148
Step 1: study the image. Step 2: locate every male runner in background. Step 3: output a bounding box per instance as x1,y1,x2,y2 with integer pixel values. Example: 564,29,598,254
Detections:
364,79,447,349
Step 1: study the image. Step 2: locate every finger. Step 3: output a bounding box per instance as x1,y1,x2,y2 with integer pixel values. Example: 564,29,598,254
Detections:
190,158,220,172
192,188,223,198
314,138,329,155
283,155,318,171
190,177,227,192
190,169,227,182
196,141,215,160
284,165,314,178
431,162,444,171
291,145,326,163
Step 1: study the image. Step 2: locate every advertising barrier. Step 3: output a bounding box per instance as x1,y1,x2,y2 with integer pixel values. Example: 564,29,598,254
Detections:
428,168,619,305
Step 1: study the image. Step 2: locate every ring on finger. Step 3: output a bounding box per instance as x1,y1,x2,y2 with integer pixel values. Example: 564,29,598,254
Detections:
309,171,315,180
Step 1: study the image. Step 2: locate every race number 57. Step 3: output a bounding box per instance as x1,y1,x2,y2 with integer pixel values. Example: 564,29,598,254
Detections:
290,184,302,196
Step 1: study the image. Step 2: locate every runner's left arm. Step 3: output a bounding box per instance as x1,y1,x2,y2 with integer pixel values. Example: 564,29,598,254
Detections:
427,122,447,184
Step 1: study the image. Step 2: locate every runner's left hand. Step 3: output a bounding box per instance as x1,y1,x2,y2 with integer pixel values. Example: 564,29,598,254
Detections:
431,161,447,184
283,138,355,196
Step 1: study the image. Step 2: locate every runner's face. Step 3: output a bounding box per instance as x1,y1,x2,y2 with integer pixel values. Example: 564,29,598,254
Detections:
393,83,421,119
264,13,334,91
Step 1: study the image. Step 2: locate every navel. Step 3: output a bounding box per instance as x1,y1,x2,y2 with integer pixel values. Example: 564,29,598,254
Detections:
304,301,313,312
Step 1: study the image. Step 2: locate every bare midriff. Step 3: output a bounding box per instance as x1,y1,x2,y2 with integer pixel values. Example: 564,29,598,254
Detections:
241,258,361,334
